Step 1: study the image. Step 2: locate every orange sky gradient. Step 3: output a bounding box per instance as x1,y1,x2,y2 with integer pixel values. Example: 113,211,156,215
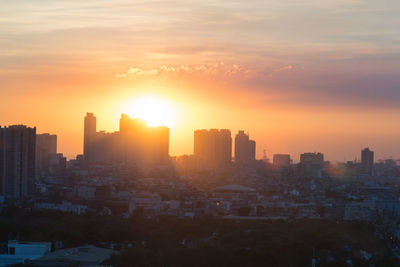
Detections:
1,1,400,162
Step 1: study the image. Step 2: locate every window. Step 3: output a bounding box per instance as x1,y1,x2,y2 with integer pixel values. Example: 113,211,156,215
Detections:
9,247,15,255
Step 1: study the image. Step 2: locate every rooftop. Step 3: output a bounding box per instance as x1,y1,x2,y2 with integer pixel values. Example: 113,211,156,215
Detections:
34,245,117,265
213,184,256,193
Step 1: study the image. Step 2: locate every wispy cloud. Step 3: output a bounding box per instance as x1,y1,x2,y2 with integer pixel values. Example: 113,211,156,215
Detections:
115,63,258,80
1,0,400,110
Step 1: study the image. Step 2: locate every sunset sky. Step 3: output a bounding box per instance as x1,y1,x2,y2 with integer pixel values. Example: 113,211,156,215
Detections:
1,0,400,162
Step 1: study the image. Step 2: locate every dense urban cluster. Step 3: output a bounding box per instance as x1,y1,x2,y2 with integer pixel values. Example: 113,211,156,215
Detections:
1,113,400,266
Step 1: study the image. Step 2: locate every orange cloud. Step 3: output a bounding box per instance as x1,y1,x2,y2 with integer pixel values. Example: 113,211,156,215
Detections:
267,65,294,77
115,63,258,80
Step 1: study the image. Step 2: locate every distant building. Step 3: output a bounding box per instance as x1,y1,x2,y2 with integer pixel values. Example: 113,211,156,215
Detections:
234,131,256,164
299,152,324,178
174,154,198,174
49,153,67,175
36,133,57,174
300,152,324,163
273,154,291,168
212,184,258,206
83,113,169,166
148,125,169,165
119,113,148,164
83,112,97,162
92,130,121,164
194,129,232,169
119,113,169,165
361,148,374,175
0,125,36,200
34,200,87,215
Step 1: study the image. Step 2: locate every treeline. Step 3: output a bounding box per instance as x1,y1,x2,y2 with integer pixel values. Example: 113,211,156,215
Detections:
0,208,398,266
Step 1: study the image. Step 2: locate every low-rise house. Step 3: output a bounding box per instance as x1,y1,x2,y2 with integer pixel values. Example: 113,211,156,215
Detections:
34,201,88,215
0,240,51,266
28,245,117,266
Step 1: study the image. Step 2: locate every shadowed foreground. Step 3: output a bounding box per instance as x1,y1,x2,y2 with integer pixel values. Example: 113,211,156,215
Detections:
0,208,397,266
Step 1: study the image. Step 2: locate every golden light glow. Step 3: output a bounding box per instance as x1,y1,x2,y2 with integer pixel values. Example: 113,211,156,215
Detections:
122,96,179,127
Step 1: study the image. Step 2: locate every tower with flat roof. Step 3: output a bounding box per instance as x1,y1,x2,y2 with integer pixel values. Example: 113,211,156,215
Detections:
234,130,256,164
194,129,232,169
83,112,96,162
0,125,36,200
361,148,374,175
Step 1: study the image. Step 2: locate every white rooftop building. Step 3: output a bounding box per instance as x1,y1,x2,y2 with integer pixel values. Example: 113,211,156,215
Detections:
0,240,51,266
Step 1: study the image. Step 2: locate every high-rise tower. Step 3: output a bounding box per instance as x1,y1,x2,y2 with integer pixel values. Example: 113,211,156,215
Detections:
83,112,96,162
0,125,36,200
194,129,232,169
36,133,57,173
361,148,374,175
234,131,256,164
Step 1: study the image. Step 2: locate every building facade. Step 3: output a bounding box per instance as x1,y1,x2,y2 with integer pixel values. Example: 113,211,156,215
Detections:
361,148,374,175
83,113,169,166
234,131,256,164
299,152,324,178
36,133,57,174
0,125,36,200
194,129,232,169
273,154,291,168
83,112,97,162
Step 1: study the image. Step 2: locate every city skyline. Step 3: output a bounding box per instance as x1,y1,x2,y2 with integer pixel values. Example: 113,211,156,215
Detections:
83,112,169,165
0,113,387,164
2,1,400,265
1,1,400,162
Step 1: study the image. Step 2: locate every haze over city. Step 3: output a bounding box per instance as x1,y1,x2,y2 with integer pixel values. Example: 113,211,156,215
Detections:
1,0,400,161
3,1,400,266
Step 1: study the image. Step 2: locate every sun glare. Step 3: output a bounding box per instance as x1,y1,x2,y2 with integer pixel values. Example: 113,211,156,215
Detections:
122,96,178,127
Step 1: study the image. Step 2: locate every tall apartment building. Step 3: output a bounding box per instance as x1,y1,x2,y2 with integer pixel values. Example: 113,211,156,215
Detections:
361,148,374,175
299,152,324,178
0,125,36,200
83,113,169,166
148,126,169,165
234,131,256,164
36,133,57,174
83,112,97,162
194,129,232,169
273,154,291,168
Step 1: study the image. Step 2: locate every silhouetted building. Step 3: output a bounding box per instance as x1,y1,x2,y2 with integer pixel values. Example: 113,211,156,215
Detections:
49,153,67,175
0,125,36,200
300,153,324,163
299,152,324,178
92,131,121,164
194,129,232,169
83,112,97,162
119,114,169,165
174,154,198,174
273,154,291,168
219,129,232,164
36,133,57,174
193,130,208,164
119,113,147,164
361,148,374,175
83,113,169,166
234,131,256,164
148,126,169,165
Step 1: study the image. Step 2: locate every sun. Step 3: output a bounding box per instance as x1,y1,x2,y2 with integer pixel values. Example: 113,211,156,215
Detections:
122,96,178,127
